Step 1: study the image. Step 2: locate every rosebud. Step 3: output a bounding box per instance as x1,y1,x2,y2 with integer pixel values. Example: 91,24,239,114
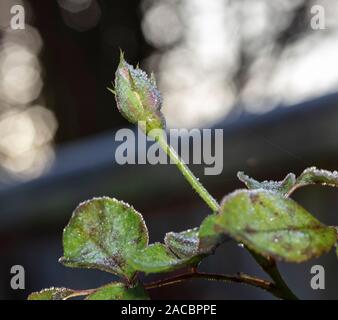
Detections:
111,51,165,133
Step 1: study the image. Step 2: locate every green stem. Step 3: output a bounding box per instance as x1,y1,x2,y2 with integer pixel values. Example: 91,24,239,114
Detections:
249,249,298,300
153,129,298,300
268,267,298,300
154,131,219,212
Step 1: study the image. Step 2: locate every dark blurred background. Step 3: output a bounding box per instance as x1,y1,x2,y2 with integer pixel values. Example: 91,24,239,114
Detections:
0,0,338,299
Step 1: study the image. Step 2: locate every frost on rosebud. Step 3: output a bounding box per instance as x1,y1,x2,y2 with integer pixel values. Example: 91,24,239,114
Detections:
111,51,165,133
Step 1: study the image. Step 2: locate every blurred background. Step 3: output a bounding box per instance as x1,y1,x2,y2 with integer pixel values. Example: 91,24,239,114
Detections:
0,0,338,299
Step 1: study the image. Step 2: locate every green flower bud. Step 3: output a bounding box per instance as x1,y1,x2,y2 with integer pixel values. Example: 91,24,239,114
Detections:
111,51,165,133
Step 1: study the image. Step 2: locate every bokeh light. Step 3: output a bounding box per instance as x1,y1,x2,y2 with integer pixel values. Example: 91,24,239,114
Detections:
141,1,183,48
141,0,338,127
0,0,58,183
57,0,92,14
58,0,101,32
0,43,42,105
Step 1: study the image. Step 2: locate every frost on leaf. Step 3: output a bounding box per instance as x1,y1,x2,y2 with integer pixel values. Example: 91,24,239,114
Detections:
199,189,336,263
164,228,201,258
237,171,296,195
296,167,338,188
28,287,75,300
127,243,201,274
59,197,148,281
86,282,149,300
238,167,338,196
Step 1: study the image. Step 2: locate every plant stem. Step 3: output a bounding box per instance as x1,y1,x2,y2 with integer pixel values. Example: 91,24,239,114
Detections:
249,249,298,300
285,183,305,197
153,129,298,300
154,131,219,212
267,267,298,300
145,270,289,299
